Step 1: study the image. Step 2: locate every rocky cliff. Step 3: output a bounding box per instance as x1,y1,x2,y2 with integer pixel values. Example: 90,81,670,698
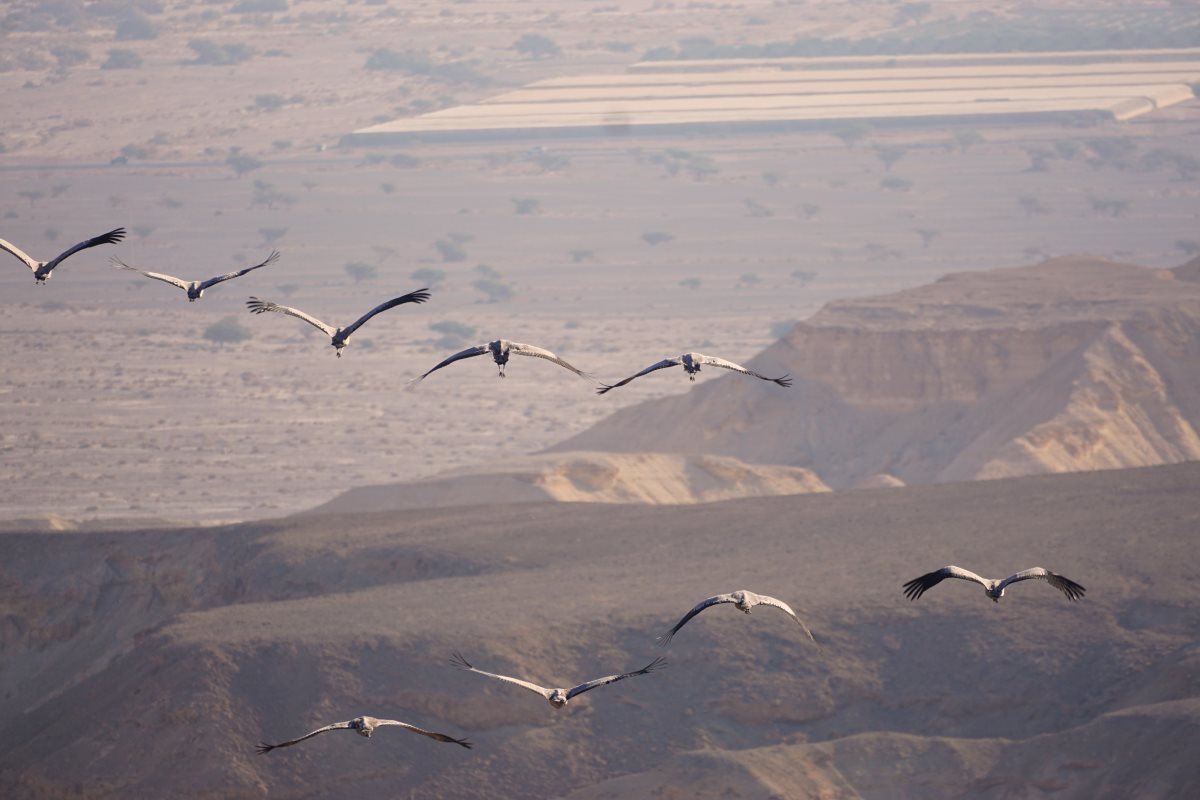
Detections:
555,257,1200,487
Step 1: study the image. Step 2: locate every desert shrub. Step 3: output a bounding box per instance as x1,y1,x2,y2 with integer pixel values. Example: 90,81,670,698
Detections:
410,267,446,287
1175,239,1200,257
18,190,45,207
1084,137,1137,169
1018,195,1049,216
880,177,912,192
744,198,772,218
115,13,157,41
254,93,286,111
833,124,870,148
679,277,701,290
272,139,291,151
49,183,70,198
512,197,541,215
363,49,489,85
380,182,396,194
569,249,594,263
915,228,940,248
1053,141,1081,161
1140,148,1199,180
51,46,88,68
204,316,253,345
132,224,156,239
865,243,903,261
736,272,761,288
188,39,254,66
390,153,420,168
875,145,906,170
474,276,513,303
790,269,817,284
474,264,499,279
226,154,262,178
435,239,467,262
345,262,378,283
1088,195,1130,218
231,0,287,11
514,33,561,58
259,226,287,244
251,181,294,209
798,203,821,220
44,227,60,242
276,282,300,297
159,196,184,209
642,231,675,246
951,129,982,153
429,320,475,349
101,48,142,69
120,143,151,160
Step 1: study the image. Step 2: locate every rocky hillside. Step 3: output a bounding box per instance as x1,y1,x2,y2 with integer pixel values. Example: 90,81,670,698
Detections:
309,451,829,515
555,256,1200,488
2,463,1199,798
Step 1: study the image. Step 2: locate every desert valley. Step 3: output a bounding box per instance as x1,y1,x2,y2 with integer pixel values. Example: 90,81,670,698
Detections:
2,0,1199,797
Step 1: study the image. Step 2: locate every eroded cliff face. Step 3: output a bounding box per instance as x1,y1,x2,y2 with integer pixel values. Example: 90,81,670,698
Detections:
555,258,1200,487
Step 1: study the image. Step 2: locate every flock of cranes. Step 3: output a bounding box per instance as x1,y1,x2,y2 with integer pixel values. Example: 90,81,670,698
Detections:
5,226,1087,768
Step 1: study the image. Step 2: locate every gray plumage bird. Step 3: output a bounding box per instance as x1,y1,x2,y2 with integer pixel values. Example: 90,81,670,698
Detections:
450,652,665,709
246,288,430,356
903,566,1086,603
2,227,125,283
113,250,279,301
598,352,791,394
658,589,815,646
256,715,471,754
409,339,593,385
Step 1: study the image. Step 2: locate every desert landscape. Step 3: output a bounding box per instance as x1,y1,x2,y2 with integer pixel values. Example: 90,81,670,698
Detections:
2,0,1200,797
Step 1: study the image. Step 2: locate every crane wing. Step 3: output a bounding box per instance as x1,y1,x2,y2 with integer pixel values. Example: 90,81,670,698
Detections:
509,342,594,379
199,250,279,290
754,594,816,642
0,238,39,271
596,358,681,395
997,567,1086,601
566,656,666,700
256,721,352,754
338,288,431,340
46,227,126,269
695,354,792,387
408,344,489,387
450,652,552,699
246,297,336,337
111,258,190,291
374,719,472,749
656,593,736,645
902,565,990,600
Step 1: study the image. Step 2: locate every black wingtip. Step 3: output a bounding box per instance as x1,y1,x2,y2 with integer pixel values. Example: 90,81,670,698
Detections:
407,288,432,304
596,384,615,395
642,655,668,674
449,651,472,670
774,374,793,388
255,743,276,755
105,227,127,243
456,738,473,750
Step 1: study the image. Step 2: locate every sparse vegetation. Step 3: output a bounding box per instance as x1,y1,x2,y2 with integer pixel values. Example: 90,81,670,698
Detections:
51,46,88,68
411,268,447,287
1175,239,1200,257
880,177,913,192
770,319,798,339
188,39,254,67
226,154,263,178
744,198,772,218
512,197,541,215
833,124,870,149
473,265,514,303
344,262,378,284
790,269,817,285
231,0,288,11
429,320,475,349
390,153,421,168
875,145,906,171
132,225,156,239
916,228,941,248
44,227,59,243
101,49,142,70
952,129,983,154
1018,195,1050,216
204,316,253,346
259,226,288,244
18,190,45,207
642,231,675,246
514,33,561,58
250,181,294,209
679,277,702,290
569,249,594,263
1141,148,1200,181
115,13,157,41
364,49,489,86
435,239,468,262
1088,195,1130,218
736,273,761,288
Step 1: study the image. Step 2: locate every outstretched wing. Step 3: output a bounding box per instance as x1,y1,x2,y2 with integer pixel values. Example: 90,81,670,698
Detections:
0,238,40,271
566,656,666,700
375,719,472,749
339,288,431,341
902,565,990,601
754,594,816,642
246,297,336,337
47,227,126,269
199,250,280,291
408,344,489,387
509,342,594,379
450,652,552,699
695,354,792,387
657,594,736,645
596,358,681,395
111,257,190,291
997,567,1086,601
256,721,352,754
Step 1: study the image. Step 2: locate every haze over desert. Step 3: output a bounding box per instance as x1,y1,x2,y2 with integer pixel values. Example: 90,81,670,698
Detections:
2,0,1199,798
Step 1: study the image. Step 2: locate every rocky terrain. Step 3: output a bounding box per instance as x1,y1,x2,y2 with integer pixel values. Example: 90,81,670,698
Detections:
557,256,1200,488
2,462,1198,798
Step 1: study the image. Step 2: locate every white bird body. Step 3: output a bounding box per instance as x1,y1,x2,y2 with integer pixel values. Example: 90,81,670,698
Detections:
903,566,1086,603
598,352,791,394
659,589,815,645
246,288,430,356
450,652,665,709
256,715,471,754
410,338,594,385
114,251,279,301
1,228,125,283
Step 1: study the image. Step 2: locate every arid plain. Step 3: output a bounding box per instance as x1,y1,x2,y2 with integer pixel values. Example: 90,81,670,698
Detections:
3,0,1200,797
